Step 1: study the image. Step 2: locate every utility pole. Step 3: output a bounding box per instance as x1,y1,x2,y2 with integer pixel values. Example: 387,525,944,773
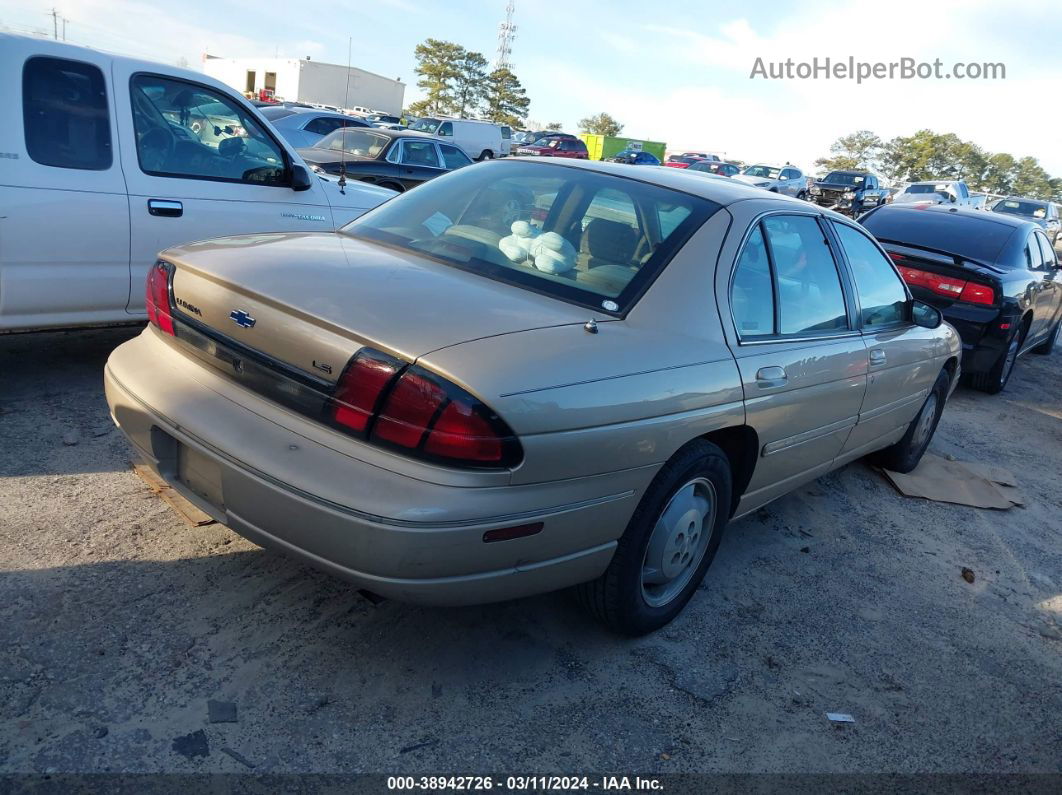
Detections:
50,7,58,40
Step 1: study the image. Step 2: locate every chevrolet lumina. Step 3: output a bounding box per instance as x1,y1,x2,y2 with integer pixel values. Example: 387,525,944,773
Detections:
105,159,961,635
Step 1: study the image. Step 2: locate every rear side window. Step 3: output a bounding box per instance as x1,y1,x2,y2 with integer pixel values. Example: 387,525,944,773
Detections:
304,116,346,136
23,56,112,170
833,222,908,327
1037,232,1058,269
400,140,441,168
439,144,472,170
732,215,849,338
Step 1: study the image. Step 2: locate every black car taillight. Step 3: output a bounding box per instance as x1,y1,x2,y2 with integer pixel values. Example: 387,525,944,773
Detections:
146,261,175,336
329,348,521,469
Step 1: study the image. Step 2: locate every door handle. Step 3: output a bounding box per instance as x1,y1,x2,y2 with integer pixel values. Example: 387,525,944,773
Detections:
869,348,887,366
148,199,183,218
755,366,788,388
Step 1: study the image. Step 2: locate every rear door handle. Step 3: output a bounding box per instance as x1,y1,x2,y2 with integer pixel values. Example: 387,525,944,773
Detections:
755,366,788,388
869,348,887,366
148,199,183,218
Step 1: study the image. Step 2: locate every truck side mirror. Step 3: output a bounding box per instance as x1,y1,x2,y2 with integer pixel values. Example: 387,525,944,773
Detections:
290,164,313,192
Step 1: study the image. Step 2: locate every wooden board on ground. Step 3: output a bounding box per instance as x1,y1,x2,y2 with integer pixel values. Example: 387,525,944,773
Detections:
133,464,217,527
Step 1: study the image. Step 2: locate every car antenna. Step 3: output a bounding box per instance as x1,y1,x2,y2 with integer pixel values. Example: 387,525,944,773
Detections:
338,35,352,194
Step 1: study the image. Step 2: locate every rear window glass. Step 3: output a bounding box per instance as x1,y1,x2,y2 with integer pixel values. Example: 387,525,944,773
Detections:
860,207,1018,265
23,56,112,170
342,161,718,315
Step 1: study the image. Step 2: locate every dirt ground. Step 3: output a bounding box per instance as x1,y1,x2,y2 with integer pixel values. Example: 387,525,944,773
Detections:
1,325,1059,775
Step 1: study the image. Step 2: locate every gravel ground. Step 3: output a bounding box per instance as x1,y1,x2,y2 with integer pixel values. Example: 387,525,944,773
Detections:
1,326,1060,775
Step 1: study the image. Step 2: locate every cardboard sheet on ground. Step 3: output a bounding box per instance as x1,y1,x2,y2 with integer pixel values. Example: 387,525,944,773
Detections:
881,454,1024,509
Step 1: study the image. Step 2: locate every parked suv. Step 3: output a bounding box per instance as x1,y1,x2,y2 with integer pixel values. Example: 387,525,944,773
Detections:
810,171,888,217
0,34,392,332
733,164,808,199
515,134,589,159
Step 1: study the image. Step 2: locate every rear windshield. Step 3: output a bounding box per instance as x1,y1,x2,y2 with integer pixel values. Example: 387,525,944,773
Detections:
341,160,719,315
860,208,1018,265
905,183,948,194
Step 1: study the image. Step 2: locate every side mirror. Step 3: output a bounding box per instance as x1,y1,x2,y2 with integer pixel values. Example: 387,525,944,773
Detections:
290,164,313,192
912,299,943,329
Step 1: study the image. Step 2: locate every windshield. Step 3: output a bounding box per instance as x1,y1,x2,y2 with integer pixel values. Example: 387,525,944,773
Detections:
824,172,866,186
341,161,719,314
743,165,781,179
318,128,391,157
992,199,1047,218
905,184,949,194
409,118,440,133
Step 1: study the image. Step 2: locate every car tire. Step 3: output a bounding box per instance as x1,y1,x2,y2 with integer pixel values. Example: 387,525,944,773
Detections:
970,324,1024,393
478,150,494,161
797,190,807,200
575,440,732,636
1031,319,1060,355
873,369,950,474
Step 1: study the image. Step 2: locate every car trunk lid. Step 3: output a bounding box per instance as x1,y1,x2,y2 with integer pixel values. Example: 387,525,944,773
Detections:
164,231,591,384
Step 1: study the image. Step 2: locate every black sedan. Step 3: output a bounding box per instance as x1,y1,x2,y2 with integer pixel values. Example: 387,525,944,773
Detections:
297,128,473,192
861,204,1062,393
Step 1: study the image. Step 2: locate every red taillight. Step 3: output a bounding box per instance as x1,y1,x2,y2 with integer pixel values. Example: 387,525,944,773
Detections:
895,263,995,306
331,350,402,432
329,349,521,469
373,370,447,447
146,261,174,336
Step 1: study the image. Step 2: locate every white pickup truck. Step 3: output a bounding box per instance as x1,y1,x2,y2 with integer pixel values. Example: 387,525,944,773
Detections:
892,179,980,209
0,35,395,332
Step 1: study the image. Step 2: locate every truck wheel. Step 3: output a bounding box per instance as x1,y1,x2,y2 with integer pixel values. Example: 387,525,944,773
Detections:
575,440,732,636
873,369,949,473
1032,319,1060,355
478,150,494,161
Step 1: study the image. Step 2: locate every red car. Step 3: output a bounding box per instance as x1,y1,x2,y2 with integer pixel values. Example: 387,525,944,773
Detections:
515,134,588,159
664,152,722,169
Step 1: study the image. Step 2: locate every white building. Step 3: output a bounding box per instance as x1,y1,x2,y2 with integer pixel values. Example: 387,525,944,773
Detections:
202,55,405,115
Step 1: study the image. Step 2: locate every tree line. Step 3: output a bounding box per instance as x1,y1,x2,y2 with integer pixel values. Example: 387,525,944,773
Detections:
818,130,1061,202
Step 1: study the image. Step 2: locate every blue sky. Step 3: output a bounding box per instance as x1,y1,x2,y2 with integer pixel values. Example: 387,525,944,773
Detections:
4,0,1061,175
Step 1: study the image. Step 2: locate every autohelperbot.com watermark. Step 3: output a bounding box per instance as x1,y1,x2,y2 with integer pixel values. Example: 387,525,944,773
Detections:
750,56,1005,83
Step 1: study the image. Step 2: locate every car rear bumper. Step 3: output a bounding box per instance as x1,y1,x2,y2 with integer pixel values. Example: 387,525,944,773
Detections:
104,329,645,605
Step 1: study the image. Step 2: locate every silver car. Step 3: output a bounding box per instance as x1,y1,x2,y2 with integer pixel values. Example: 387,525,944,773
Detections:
734,163,808,199
105,159,960,635
259,106,369,149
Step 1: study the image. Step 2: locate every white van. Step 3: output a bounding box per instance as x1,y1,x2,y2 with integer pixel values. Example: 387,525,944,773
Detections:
0,35,394,332
408,117,506,161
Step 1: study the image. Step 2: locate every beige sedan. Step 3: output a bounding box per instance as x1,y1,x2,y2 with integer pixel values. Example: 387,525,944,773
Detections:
105,159,961,635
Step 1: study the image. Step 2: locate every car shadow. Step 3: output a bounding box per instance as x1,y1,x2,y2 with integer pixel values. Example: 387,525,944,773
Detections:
0,326,142,477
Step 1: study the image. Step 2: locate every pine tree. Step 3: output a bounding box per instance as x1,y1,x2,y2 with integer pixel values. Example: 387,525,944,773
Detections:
482,67,530,128
408,39,465,117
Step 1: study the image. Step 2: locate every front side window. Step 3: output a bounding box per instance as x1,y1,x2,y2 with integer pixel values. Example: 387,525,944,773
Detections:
833,222,908,327
130,74,286,184
437,122,454,137
439,144,472,170
342,161,717,314
23,56,112,170
400,140,442,168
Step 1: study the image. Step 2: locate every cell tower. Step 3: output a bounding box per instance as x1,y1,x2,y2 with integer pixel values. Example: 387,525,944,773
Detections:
495,1,516,71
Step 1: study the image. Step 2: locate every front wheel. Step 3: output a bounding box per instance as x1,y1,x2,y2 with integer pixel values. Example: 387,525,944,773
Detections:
873,369,950,473
576,440,732,636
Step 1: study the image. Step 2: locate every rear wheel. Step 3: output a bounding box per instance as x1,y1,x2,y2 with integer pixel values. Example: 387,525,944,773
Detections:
478,150,494,161
873,369,950,473
576,440,732,636
971,325,1023,393
1032,319,1060,355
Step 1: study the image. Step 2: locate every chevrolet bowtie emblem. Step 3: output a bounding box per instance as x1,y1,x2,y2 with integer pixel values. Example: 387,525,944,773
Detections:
229,309,256,328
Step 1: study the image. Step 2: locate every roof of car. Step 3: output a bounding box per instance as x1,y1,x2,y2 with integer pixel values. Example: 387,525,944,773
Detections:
505,158,802,206
998,196,1048,206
